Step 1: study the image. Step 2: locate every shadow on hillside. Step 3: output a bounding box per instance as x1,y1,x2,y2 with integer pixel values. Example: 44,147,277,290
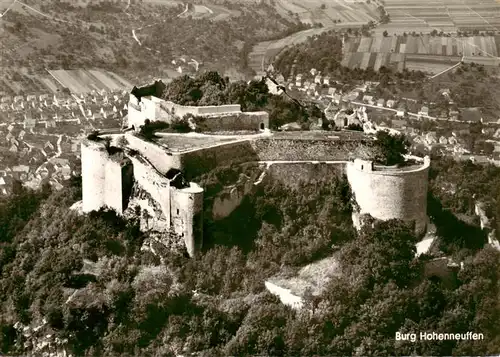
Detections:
427,192,487,255
202,195,264,254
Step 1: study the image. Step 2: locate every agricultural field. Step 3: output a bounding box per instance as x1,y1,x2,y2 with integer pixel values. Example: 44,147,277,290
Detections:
377,0,500,34
249,18,379,76
273,0,378,26
47,69,133,94
0,68,133,96
342,34,500,73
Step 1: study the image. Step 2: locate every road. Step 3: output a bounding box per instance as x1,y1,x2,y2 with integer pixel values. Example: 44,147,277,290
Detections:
132,29,141,46
347,99,499,125
0,0,17,18
258,160,347,165
177,3,188,17
429,59,463,79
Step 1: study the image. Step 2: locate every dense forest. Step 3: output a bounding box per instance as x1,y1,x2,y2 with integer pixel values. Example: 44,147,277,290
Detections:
0,153,499,356
161,71,324,129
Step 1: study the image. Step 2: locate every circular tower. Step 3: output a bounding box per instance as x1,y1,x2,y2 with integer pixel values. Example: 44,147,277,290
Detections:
346,156,430,236
169,182,204,257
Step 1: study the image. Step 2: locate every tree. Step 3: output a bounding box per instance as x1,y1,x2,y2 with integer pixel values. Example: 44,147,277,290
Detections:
373,131,409,166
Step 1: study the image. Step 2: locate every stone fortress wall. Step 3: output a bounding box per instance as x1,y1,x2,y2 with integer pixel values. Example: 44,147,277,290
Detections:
127,94,269,132
81,131,430,256
346,156,431,236
249,138,375,162
170,184,204,257
81,139,203,257
81,140,133,214
128,154,172,226
130,135,378,181
82,85,430,255
125,134,183,173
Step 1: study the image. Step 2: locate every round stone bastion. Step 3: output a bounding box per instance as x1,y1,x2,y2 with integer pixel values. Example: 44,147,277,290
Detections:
346,156,430,236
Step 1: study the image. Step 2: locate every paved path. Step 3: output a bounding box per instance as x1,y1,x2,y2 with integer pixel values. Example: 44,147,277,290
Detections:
258,160,347,165
0,0,17,18
430,59,463,79
132,29,141,46
177,3,188,17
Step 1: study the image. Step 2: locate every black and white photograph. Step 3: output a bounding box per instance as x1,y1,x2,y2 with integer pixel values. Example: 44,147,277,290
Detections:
0,0,499,355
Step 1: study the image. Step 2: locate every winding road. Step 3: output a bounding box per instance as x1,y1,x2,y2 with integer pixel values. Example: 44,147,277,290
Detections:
0,0,17,18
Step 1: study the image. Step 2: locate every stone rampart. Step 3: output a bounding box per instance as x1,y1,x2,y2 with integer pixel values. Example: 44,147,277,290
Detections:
129,155,172,225
125,134,182,174
179,138,374,179
180,140,260,180
195,112,269,131
346,157,430,236
81,141,107,212
170,183,204,257
265,163,346,188
162,101,241,117
82,131,431,257
250,138,375,161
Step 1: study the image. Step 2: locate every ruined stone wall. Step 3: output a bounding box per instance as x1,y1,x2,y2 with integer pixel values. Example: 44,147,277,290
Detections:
129,155,172,225
81,141,107,212
81,141,133,214
195,112,269,131
103,159,125,214
127,103,145,130
179,138,373,179
170,184,204,257
265,163,346,188
161,101,241,118
180,141,260,180
346,157,430,236
250,139,375,161
125,134,182,174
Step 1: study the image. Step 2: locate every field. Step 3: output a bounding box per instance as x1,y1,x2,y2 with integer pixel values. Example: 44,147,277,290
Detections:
47,69,133,94
249,19,378,75
376,0,500,34
0,68,133,96
342,34,500,73
273,0,378,26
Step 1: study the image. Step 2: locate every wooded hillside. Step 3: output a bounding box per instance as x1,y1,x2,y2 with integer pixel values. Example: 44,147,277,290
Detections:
0,156,499,356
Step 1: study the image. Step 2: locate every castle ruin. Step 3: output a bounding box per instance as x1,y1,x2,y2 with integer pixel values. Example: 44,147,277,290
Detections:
80,82,430,257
